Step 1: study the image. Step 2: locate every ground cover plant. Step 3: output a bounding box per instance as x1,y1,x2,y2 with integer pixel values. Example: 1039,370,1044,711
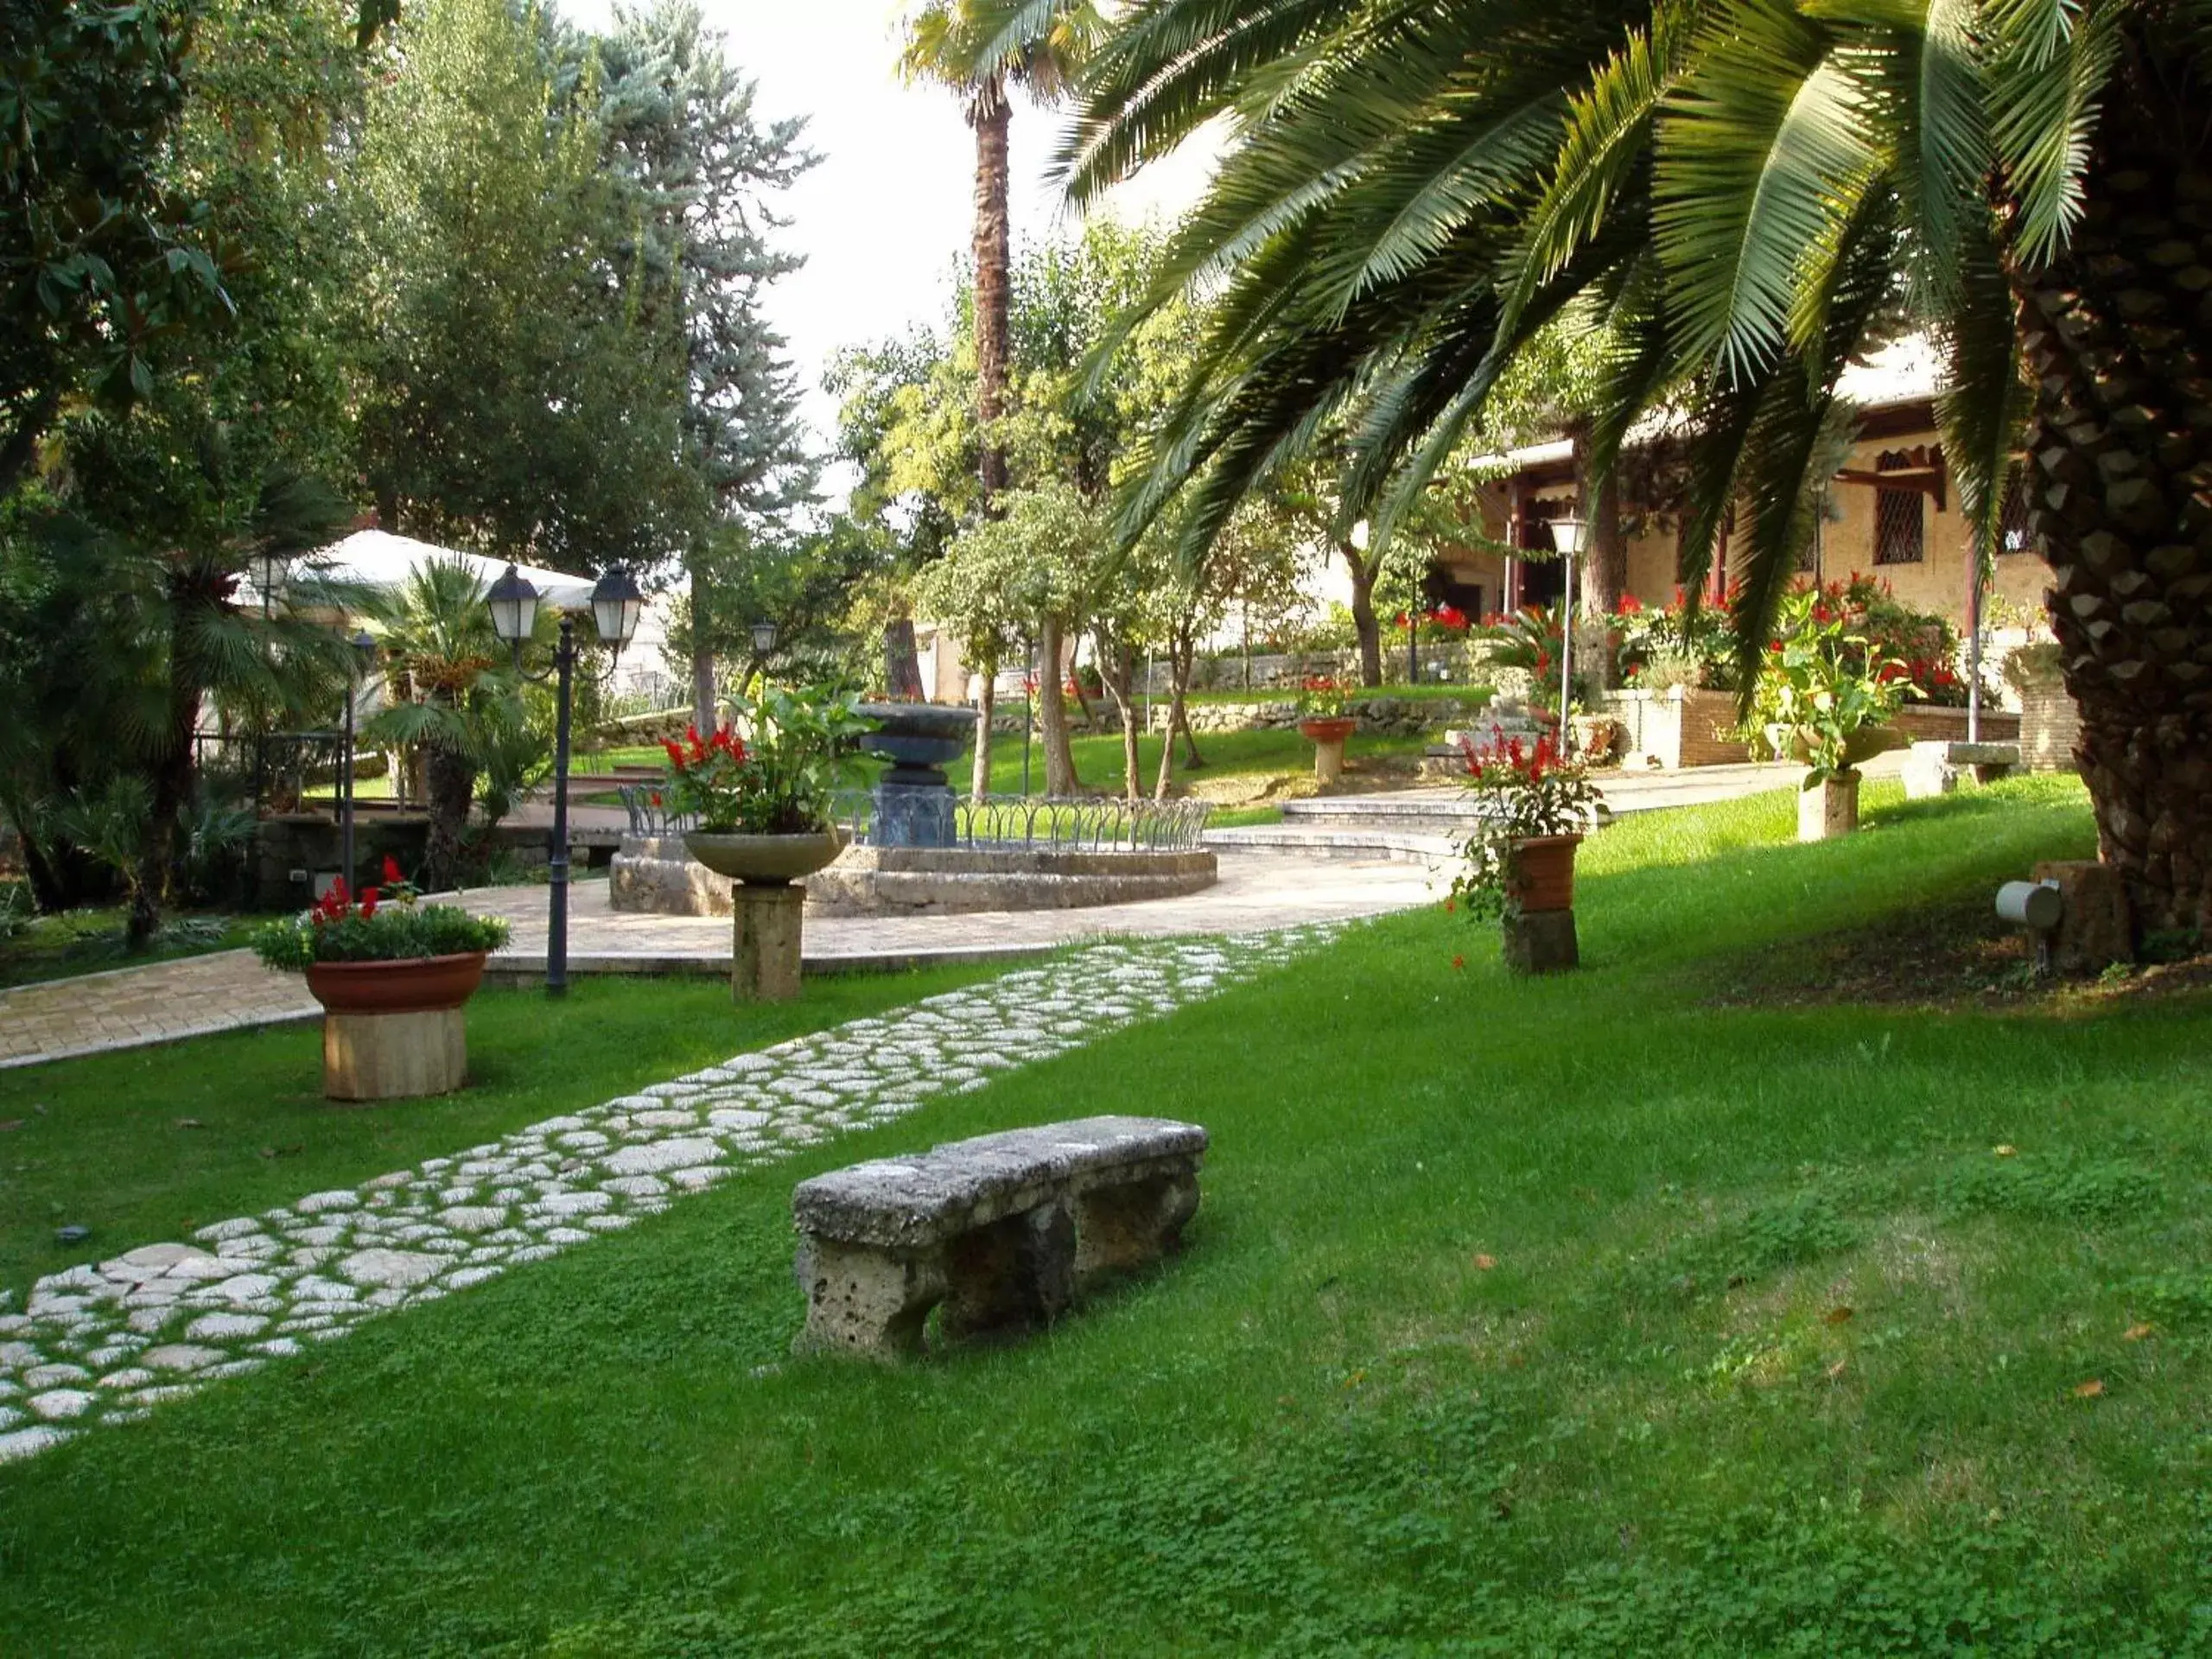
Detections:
11,777,2212,1654
0,963,1002,1307
0,896,254,990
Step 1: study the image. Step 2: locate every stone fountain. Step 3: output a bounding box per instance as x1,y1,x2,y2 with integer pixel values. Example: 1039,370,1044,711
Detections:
855,702,979,848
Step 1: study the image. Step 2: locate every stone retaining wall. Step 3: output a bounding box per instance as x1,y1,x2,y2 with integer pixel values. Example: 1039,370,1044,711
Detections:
609,836,1217,918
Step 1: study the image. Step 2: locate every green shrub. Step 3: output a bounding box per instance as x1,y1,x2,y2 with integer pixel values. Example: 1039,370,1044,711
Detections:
251,886,509,971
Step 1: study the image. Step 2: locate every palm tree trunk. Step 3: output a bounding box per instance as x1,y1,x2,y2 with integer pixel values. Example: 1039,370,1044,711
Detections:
971,79,1012,507
424,741,474,892
2015,73,2212,936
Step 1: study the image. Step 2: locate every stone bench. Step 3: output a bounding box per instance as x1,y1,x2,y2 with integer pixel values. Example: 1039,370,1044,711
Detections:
791,1116,1206,1358
1902,740,2021,798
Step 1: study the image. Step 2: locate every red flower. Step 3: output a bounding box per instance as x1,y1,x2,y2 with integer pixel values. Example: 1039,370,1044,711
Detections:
359,887,379,919
649,790,662,806
1430,604,1469,632
1451,954,1465,971
1443,897,1457,914
1614,594,1643,616
382,855,404,886
663,739,684,768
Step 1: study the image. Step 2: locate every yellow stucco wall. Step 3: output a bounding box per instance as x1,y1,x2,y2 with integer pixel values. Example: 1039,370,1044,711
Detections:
1440,427,2054,628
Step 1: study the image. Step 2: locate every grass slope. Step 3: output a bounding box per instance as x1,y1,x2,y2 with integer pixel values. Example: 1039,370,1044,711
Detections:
0,965,1002,1306
12,779,2212,1654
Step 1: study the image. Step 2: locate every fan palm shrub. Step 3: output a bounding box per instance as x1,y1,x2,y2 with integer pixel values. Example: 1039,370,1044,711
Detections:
1064,0,2212,934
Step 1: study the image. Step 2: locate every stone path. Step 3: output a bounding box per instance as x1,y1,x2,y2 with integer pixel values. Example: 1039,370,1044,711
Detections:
0,927,1336,1466
0,854,1427,1068
0,952,317,1071
475,851,1434,976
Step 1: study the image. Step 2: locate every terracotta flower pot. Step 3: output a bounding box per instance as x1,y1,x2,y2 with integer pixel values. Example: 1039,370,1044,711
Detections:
1297,716,1357,744
683,828,846,887
1507,833,1583,913
303,951,487,1016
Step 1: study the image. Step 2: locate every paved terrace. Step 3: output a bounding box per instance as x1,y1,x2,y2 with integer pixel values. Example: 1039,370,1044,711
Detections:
0,854,1437,1070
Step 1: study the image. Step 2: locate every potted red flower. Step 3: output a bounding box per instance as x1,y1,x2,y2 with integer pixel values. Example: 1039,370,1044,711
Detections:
1295,676,1357,783
251,858,510,1100
1450,728,1603,970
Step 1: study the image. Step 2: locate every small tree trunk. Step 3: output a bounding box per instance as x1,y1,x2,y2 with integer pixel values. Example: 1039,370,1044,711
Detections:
1100,639,1141,801
690,562,717,734
1154,631,1200,797
971,671,996,799
1344,547,1383,686
1037,613,1080,795
882,618,925,701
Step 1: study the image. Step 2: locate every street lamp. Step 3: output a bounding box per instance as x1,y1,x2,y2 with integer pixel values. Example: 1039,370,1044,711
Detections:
340,629,378,888
1548,515,1588,752
486,563,642,997
750,618,779,657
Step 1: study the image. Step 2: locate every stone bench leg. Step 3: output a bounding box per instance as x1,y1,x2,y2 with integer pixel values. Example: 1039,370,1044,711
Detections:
792,1236,947,1359
943,1199,1075,1339
1071,1171,1200,1283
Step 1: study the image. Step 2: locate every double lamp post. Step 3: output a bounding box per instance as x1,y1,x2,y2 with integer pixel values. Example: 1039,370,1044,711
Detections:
484,563,643,998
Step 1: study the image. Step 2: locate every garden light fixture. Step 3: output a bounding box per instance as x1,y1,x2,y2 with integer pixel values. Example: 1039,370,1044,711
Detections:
1548,515,1588,556
481,564,637,1000
486,563,538,648
590,565,643,652
751,618,779,656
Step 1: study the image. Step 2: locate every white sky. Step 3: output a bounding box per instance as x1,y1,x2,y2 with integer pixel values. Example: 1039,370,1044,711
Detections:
561,0,1214,457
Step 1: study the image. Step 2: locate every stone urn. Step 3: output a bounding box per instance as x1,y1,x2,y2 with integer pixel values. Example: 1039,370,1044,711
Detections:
302,952,487,1102
1797,771,1861,842
682,828,845,1003
1298,715,1357,785
857,702,979,846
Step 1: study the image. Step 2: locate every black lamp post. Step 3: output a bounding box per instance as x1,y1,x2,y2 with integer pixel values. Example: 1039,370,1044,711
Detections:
486,563,642,996
1548,515,1588,752
339,629,378,887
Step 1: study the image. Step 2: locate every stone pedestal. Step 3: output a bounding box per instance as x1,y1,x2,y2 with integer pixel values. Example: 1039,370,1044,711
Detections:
1313,736,1346,785
1797,773,1860,841
2031,858,2133,971
1503,907,1579,974
871,780,958,848
322,1009,467,1102
731,883,806,1002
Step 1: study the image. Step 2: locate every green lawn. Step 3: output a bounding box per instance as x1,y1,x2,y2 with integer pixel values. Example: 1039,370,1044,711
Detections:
12,777,2212,1653
0,964,1003,1307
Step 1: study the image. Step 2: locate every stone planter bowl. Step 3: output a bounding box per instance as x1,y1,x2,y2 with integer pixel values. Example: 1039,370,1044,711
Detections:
1766,722,1906,768
683,828,846,887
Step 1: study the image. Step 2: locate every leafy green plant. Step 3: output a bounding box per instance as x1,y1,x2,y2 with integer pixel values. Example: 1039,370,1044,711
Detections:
1293,675,1350,720
1747,589,1916,786
251,861,508,971
659,684,867,836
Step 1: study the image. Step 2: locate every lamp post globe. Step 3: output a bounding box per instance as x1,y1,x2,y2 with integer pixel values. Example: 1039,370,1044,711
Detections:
750,618,779,657
486,563,539,649
590,565,643,652
1548,515,1588,557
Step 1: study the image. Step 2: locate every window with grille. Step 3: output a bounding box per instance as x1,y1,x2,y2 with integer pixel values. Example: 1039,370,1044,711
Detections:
1999,472,2035,555
1872,452,1924,565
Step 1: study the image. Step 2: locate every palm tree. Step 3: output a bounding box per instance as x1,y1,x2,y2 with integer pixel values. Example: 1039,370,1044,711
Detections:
361,559,531,892
899,0,1104,510
1066,0,2212,938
